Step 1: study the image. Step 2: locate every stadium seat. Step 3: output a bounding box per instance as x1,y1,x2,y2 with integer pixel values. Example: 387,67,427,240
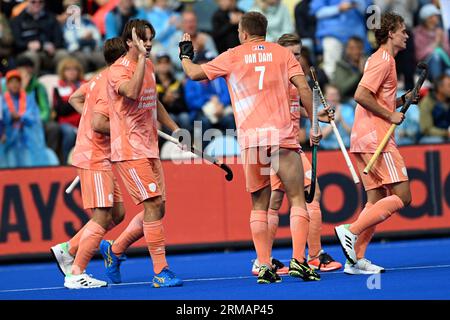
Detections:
204,135,240,157
38,74,59,106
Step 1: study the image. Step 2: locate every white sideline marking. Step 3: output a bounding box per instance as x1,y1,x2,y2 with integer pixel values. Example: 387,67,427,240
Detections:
1,264,450,294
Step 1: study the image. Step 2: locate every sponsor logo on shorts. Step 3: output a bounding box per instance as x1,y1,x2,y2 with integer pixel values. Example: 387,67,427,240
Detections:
108,193,114,203
148,183,157,193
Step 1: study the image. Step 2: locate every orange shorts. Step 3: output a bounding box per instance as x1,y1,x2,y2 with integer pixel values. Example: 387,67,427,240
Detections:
354,150,409,191
78,168,123,209
271,151,312,191
242,145,300,193
114,158,166,204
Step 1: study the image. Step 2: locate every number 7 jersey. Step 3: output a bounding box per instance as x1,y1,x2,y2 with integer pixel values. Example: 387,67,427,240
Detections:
201,41,304,149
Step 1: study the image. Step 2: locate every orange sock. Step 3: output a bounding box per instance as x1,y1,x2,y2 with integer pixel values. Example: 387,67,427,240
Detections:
68,223,89,256
306,201,322,258
250,210,271,266
267,209,279,248
350,195,404,235
143,220,168,274
355,203,374,259
71,221,106,275
112,211,144,257
290,206,309,263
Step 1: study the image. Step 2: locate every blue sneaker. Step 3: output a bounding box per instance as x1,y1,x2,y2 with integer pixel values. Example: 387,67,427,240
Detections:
99,240,126,284
152,268,183,288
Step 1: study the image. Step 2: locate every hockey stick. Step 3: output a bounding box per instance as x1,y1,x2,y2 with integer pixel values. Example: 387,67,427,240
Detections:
157,130,233,182
65,176,80,194
363,62,428,175
305,83,319,203
310,67,360,184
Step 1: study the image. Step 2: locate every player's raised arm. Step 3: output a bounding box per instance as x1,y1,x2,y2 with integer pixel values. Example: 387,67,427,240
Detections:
118,27,147,100
179,33,208,80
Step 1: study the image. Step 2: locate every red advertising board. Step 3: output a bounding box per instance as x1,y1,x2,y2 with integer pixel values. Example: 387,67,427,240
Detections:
0,144,449,259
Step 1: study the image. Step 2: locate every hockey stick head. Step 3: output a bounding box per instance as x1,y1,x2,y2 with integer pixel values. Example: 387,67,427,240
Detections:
220,163,234,181
417,62,428,72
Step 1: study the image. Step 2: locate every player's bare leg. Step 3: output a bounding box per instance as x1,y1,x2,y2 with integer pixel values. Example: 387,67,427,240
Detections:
273,148,320,281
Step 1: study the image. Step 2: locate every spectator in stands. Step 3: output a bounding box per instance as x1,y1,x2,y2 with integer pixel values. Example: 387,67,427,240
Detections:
250,0,294,43
1,0,22,18
14,56,61,153
333,36,366,102
146,0,180,49
414,4,450,82
301,46,329,90
104,0,146,40
53,57,84,164
168,11,218,77
0,3,14,75
419,74,450,143
92,0,120,37
155,52,192,133
310,0,369,80
184,50,235,148
294,0,316,53
0,69,51,167
211,0,244,53
10,0,68,75
60,0,105,72
317,84,354,149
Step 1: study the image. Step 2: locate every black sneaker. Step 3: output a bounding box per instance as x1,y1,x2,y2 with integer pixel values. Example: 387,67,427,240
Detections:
257,265,282,284
289,258,321,281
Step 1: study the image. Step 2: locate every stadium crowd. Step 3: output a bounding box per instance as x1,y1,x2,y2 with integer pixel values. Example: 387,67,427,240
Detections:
0,0,449,168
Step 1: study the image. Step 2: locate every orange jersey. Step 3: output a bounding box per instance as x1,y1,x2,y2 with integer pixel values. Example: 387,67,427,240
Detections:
72,69,112,170
201,41,303,149
289,83,301,139
108,56,159,162
350,48,398,153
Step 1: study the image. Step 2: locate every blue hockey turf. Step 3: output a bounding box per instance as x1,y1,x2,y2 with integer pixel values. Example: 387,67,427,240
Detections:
1,238,449,300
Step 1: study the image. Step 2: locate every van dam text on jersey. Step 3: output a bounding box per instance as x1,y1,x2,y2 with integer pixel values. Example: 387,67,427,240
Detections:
244,52,273,64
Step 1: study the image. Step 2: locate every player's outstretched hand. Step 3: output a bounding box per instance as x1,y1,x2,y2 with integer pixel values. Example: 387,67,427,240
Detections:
132,27,147,56
179,33,194,61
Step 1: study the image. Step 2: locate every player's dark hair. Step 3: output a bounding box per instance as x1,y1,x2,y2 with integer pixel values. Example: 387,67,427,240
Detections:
240,11,267,37
104,37,127,65
121,19,155,51
277,33,302,48
375,12,405,46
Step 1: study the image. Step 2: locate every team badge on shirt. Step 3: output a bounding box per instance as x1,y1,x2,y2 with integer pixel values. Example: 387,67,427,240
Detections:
252,45,265,51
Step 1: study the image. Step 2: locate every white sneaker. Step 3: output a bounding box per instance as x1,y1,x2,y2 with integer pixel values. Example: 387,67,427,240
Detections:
344,258,385,275
50,242,74,276
334,224,358,264
64,273,108,289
